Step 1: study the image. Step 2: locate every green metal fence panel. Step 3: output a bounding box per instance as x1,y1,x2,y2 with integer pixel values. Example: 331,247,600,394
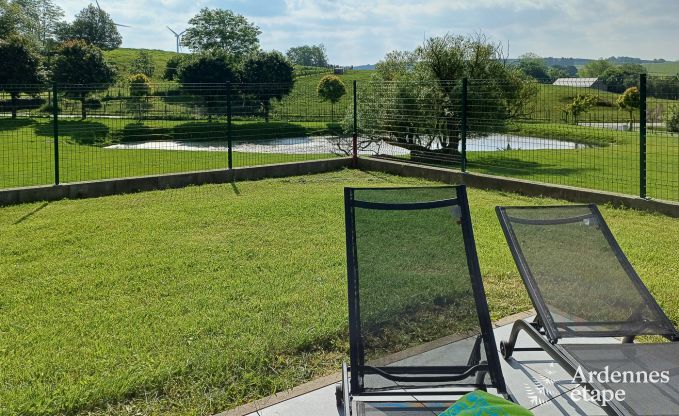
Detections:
1,76,678,202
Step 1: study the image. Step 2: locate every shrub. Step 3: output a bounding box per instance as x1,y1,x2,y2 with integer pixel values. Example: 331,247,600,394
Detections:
317,75,347,122
667,105,679,133
128,73,151,96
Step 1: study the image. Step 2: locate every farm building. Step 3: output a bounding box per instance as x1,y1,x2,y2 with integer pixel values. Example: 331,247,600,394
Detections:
553,77,607,91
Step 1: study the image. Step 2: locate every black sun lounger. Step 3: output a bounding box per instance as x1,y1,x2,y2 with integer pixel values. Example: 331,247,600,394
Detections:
496,204,679,416
337,185,512,415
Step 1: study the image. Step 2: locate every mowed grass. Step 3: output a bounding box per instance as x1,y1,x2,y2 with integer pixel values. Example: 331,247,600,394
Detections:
0,118,337,188
469,124,679,201
1,169,679,415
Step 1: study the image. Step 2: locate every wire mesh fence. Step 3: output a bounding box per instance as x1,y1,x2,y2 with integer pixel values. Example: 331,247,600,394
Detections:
1,76,679,202
357,75,679,202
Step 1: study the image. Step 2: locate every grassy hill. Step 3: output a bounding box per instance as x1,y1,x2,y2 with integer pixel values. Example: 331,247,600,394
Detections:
643,61,679,76
104,48,184,81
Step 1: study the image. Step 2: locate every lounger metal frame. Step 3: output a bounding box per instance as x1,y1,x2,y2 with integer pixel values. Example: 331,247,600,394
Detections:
496,204,679,416
338,185,510,415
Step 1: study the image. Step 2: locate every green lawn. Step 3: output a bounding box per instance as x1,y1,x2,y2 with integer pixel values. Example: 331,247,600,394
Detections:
1,169,678,415
0,118,337,188
468,123,679,201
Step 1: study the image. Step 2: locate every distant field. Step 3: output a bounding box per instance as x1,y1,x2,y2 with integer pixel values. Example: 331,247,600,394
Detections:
643,61,679,75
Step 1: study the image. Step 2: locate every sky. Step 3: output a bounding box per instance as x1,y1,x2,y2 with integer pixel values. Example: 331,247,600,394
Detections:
56,0,679,64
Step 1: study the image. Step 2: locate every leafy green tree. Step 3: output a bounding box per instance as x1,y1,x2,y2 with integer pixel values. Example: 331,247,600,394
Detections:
600,64,645,93
12,0,64,50
667,105,679,133
127,73,150,120
286,44,328,67
357,33,536,156
182,8,260,57
616,87,640,131
176,52,238,119
516,53,550,81
317,75,346,122
579,59,614,78
0,0,22,38
163,54,185,81
0,35,45,118
55,4,122,50
547,65,578,80
51,40,117,118
240,51,294,122
129,50,155,78
564,94,596,124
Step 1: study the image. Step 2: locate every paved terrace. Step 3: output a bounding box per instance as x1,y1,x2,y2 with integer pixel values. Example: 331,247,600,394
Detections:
219,312,614,416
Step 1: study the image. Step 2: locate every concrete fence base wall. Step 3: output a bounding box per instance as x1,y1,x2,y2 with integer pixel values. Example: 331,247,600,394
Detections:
0,158,352,207
2,156,678,218
357,157,679,218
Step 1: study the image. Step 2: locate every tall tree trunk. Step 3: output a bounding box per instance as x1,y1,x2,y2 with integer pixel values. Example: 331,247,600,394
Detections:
10,93,18,119
264,101,270,123
81,94,87,119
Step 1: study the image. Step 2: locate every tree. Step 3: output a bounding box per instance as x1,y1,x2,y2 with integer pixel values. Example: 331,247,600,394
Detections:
52,40,117,118
12,0,64,50
0,0,26,39
286,44,328,67
564,94,596,124
616,87,640,131
317,75,346,122
176,52,238,119
516,53,550,81
0,35,45,118
129,50,155,78
547,64,577,80
356,33,536,157
182,8,260,57
163,54,184,81
579,59,614,78
240,51,294,122
55,4,122,50
127,73,150,120
667,105,679,133
600,63,645,93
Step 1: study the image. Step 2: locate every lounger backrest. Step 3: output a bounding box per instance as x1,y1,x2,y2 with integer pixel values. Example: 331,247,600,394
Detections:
345,185,506,395
496,205,677,342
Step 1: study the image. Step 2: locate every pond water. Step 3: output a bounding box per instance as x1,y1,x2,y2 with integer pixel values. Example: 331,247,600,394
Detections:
105,134,586,154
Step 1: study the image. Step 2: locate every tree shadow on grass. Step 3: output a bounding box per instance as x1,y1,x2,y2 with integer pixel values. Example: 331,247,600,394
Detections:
34,120,110,145
468,155,592,178
0,118,35,132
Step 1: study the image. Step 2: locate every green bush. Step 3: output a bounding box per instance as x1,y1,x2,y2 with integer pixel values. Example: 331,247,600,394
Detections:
667,105,679,133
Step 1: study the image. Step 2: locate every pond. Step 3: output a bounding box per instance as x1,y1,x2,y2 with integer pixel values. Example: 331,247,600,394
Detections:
105,134,587,154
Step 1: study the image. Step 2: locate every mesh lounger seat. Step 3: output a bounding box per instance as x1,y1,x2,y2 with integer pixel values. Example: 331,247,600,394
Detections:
496,204,679,416
337,186,513,415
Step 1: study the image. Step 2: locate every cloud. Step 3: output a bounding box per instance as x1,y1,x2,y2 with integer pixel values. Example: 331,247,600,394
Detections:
57,0,679,63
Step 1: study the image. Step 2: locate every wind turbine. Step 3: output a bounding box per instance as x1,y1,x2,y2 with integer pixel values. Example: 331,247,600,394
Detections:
167,27,186,53
94,0,131,28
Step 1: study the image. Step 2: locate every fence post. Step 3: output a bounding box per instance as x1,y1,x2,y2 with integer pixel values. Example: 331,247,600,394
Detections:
226,82,233,171
639,73,647,199
352,80,358,167
52,82,60,185
461,78,468,172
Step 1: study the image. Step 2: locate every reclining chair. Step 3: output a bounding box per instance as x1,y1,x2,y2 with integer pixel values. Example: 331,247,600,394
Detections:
496,204,679,416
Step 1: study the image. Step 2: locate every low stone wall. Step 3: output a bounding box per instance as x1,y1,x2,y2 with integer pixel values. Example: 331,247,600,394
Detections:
0,157,352,206
358,157,679,218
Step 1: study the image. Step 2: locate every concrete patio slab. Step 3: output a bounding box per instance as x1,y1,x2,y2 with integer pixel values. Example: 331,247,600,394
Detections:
223,314,619,416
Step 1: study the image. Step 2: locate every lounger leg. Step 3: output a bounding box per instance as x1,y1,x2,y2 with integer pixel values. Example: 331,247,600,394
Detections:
500,320,551,359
